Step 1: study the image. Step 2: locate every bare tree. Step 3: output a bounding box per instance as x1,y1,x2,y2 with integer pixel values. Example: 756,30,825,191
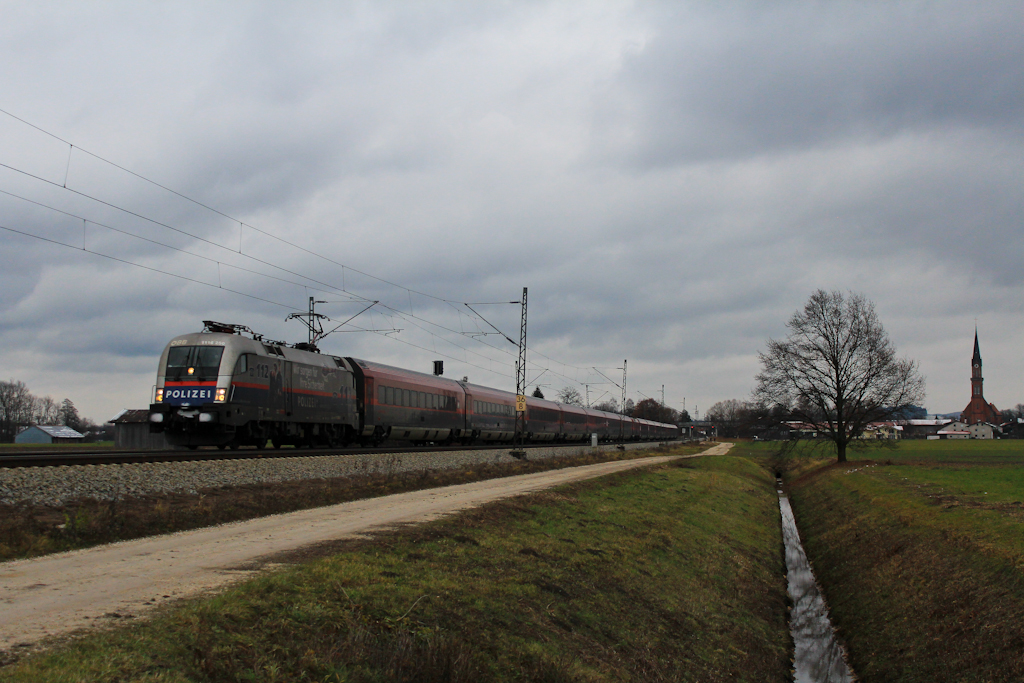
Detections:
60,398,83,432
555,387,584,406
754,290,925,463
1001,404,1024,421
705,399,751,438
591,398,619,414
34,396,62,425
0,380,35,442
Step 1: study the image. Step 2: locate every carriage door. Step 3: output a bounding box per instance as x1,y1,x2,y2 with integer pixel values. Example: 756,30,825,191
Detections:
363,377,374,424
283,361,294,416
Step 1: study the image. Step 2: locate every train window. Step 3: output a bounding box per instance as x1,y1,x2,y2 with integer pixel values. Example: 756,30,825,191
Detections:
403,389,410,407
234,354,248,374
166,345,224,380
378,386,385,405
167,346,191,369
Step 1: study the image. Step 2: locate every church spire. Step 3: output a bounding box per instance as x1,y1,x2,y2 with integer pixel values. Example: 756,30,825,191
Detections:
973,328,982,366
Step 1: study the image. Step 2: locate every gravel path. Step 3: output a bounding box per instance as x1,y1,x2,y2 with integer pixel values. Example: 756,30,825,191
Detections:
0,446,732,653
0,441,672,506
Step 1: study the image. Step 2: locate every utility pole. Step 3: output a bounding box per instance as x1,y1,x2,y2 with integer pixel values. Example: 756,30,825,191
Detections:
512,287,528,458
585,384,591,408
619,359,627,442
661,384,665,406
287,297,328,348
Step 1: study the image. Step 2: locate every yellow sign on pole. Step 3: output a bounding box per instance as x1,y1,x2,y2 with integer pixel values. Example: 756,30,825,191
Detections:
516,395,527,413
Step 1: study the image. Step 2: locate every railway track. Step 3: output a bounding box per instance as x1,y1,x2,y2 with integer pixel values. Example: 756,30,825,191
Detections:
0,440,657,469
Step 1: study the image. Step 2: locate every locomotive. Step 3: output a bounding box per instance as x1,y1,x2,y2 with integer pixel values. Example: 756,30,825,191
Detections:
148,321,680,449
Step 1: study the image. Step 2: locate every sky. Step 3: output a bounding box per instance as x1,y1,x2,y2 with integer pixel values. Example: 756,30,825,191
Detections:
1,1,1022,423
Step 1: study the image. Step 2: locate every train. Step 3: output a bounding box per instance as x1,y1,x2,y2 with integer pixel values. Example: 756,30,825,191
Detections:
148,321,680,449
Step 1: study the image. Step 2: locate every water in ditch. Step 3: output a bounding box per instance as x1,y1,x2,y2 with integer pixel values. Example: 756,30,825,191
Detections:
778,482,854,683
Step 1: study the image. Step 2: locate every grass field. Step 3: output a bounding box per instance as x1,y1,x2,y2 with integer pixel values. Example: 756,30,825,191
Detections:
766,438,1024,683
0,450,791,682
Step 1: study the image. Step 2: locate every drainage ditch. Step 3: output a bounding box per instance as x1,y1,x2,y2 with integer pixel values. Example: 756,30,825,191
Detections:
778,477,855,682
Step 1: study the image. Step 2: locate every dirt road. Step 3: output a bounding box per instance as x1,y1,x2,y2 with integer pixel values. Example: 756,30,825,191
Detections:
0,444,732,651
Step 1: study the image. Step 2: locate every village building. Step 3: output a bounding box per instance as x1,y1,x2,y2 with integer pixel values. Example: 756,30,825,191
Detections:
901,419,947,439
931,420,971,440
967,422,999,440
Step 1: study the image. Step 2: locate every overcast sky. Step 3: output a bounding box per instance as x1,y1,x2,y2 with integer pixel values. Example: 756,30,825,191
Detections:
1,1,1022,423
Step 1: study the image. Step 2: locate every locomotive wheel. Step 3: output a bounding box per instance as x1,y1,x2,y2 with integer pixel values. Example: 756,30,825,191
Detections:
254,438,267,450
272,439,283,449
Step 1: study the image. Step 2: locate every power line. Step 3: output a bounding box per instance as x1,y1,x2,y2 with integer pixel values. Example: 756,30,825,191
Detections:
0,106,634,389
0,221,516,380
0,222,294,310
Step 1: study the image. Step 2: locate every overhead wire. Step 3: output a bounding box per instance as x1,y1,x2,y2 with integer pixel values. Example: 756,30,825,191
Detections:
0,106,629,390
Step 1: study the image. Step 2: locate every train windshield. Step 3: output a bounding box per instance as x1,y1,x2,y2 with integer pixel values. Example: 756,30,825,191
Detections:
165,345,224,380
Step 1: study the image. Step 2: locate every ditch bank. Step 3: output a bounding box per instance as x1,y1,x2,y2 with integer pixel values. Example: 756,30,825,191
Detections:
788,461,1024,683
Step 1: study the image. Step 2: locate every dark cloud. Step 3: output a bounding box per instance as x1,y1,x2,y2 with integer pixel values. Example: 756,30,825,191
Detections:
596,2,1024,165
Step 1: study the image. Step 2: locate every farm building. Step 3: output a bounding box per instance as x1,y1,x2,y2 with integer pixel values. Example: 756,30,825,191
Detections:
109,409,174,450
14,425,85,444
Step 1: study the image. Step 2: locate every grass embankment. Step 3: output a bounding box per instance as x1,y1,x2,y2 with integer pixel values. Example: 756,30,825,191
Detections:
785,441,1024,682
0,445,705,562
2,452,790,682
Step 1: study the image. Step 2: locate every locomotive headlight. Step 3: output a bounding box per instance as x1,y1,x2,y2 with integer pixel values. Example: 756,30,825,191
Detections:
149,412,163,423
199,412,214,423
155,388,164,402
187,367,194,375
215,388,227,402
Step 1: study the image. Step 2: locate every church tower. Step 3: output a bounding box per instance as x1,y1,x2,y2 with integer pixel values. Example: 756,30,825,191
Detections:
962,330,1000,425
